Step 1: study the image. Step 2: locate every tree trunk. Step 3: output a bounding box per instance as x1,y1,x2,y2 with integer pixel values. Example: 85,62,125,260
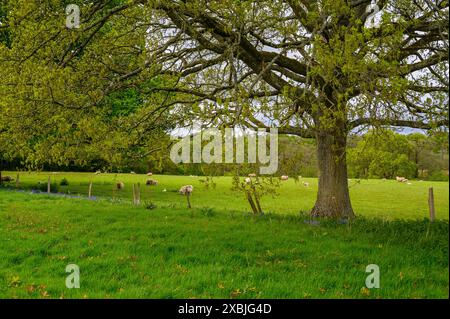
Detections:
311,129,355,219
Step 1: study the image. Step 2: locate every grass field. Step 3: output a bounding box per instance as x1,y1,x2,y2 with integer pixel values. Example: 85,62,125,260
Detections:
0,172,448,299
1,171,449,219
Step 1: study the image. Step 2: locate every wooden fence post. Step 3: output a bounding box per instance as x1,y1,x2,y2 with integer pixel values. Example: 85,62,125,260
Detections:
136,183,141,205
428,187,435,222
88,180,93,199
16,173,20,188
47,176,51,194
132,184,136,205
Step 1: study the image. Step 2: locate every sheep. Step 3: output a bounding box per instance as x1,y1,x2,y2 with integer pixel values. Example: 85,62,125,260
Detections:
280,175,289,181
302,181,310,187
1,176,13,182
94,170,101,175
146,179,158,186
396,176,408,182
248,173,257,177
130,171,136,174
146,172,153,176
116,181,125,190
244,177,252,184
179,185,194,209
179,185,194,195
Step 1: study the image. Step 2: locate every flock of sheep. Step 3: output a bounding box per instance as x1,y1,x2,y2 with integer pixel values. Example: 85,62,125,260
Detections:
113,172,193,195
1,172,415,191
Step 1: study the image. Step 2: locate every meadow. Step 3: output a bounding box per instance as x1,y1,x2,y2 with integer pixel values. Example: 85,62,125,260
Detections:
0,171,448,299
2,171,449,219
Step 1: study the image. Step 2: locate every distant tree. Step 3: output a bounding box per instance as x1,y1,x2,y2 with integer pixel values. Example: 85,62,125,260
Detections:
348,130,417,179
407,133,430,177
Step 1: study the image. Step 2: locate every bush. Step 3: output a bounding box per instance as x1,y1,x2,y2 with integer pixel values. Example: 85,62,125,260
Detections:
60,178,69,186
427,171,449,182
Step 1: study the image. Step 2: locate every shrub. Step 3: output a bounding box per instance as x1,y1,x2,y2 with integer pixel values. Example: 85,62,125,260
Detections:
427,171,449,182
60,178,69,186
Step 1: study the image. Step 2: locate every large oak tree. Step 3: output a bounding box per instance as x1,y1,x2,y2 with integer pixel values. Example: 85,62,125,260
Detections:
143,0,448,218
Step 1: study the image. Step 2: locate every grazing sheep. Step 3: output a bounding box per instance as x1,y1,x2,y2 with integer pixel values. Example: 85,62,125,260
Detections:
179,185,194,195
396,176,408,182
302,181,310,187
248,173,257,177
130,171,136,174
280,175,289,181
116,182,125,190
179,185,194,209
244,177,252,184
1,176,13,182
94,170,101,175
146,179,158,186
146,172,153,176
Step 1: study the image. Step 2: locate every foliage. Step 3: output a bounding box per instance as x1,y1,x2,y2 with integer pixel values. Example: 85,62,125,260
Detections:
348,130,416,179
0,0,177,173
427,171,449,182
59,178,69,186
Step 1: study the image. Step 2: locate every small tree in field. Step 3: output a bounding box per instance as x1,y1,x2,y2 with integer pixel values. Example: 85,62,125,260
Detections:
232,174,280,215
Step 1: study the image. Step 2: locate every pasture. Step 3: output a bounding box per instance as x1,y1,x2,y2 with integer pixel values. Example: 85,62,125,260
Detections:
0,172,448,299
1,171,449,219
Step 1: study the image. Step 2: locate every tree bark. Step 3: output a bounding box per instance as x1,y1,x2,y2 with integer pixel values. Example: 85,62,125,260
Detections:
311,129,355,219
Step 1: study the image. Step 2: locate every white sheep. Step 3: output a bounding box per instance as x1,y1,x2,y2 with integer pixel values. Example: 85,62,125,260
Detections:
302,181,310,187
280,175,289,181
179,185,194,195
248,173,257,177
116,181,125,190
146,179,158,186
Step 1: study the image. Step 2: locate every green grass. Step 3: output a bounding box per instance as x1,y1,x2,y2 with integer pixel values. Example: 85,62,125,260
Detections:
0,172,448,299
2,171,449,219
